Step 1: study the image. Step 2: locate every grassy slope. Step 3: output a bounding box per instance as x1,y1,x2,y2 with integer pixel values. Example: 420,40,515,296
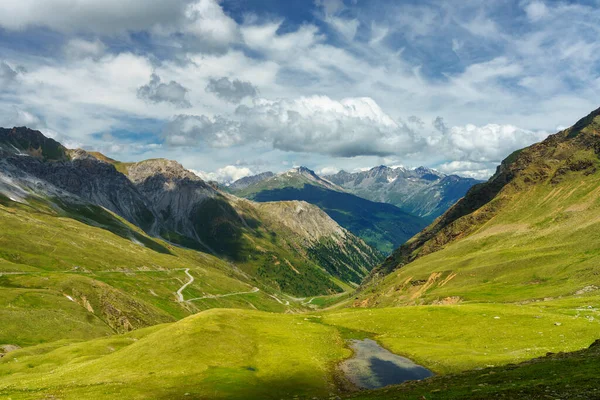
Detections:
356,169,600,307
0,309,349,400
357,112,600,308
0,196,288,347
240,184,427,254
347,339,600,400
220,198,381,296
1,298,598,399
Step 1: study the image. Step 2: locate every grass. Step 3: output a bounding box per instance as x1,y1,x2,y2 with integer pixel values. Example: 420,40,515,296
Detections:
0,299,599,399
358,169,600,307
0,309,350,400
347,339,600,399
322,296,600,374
0,197,293,347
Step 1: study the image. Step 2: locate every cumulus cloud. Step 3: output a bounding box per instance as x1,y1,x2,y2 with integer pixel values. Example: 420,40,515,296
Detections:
191,165,253,184
440,123,547,163
163,96,421,157
205,77,258,103
181,0,238,49
0,0,237,53
318,166,341,176
164,114,241,147
436,161,495,180
137,74,191,108
162,95,550,166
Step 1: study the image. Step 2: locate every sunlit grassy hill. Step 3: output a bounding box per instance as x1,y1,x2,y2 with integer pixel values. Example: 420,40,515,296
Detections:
356,107,600,307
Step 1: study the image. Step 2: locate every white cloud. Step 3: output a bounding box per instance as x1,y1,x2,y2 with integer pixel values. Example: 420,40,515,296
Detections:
180,0,238,49
164,114,242,148
436,161,495,180
192,165,253,183
241,22,322,59
316,0,345,16
0,107,44,128
137,74,191,108
441,123,548,163
162,94,549,168
327,16,360,41
164,96,419,157
205,77,258,103
318,166,340,176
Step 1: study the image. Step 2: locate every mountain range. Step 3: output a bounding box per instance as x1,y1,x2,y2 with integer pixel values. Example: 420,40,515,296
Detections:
0,127,381,298
325,165,481,220
229,166,428,254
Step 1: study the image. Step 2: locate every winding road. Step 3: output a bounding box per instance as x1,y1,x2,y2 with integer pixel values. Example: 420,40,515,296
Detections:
176,268,195,302
186,287,260,302
175,268,260,303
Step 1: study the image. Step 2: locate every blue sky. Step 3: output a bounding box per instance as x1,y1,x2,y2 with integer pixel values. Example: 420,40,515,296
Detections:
0,0,599,182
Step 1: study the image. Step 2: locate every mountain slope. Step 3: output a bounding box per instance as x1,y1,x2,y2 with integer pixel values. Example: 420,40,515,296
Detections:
117,158,381,293
357,106,600,306
326,166,481,220
1,127,158,232
0,128,381,298
229,171,275,191
232,166,343,196
231,167,427,254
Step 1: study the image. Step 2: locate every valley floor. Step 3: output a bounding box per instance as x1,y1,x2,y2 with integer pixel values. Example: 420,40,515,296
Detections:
1,294,599,399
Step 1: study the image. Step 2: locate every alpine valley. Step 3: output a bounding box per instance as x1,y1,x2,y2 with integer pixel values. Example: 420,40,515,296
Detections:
0,107,599,399
227,166,429,254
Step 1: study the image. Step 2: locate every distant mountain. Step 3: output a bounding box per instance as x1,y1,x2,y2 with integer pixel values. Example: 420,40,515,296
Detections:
228,171,274,191
326,166,481,220
0,127,381,296
230,167,427,254
232,166,343,196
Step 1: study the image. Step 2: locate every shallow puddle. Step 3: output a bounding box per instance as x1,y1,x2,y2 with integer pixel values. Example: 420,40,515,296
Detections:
340,339,434,389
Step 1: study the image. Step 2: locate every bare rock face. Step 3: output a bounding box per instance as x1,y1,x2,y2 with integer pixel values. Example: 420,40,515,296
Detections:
251,200,347,243
125,159,228,251
0,134,157,231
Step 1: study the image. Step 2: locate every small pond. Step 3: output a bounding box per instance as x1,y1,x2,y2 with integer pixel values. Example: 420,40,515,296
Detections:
340,339,434,389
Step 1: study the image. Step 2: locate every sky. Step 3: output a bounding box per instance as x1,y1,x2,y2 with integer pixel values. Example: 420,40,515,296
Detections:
0,0,599,182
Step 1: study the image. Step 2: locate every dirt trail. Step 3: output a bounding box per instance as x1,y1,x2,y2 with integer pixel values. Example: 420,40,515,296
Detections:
186,287,260,302
176,268,194,303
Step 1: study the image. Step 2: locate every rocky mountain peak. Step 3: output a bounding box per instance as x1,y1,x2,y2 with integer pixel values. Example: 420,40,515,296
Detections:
0,127,68,161
127,159,204,185
229,171,275,190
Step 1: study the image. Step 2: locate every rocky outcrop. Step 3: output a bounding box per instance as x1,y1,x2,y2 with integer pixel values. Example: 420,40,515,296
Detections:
0,129,157,231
